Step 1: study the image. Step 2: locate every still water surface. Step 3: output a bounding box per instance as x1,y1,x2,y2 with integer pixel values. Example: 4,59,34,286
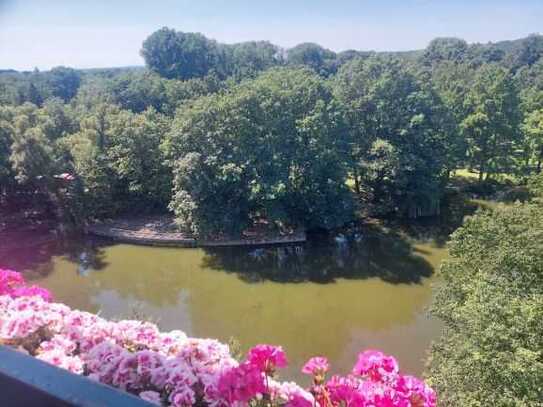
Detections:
2,230,446,383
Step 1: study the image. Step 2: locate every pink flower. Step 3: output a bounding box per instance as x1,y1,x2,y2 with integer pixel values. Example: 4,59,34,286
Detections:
11,285,53,302
169,387,196,406
39,334,77,354
326,375,366,407
247,344,287,374
36,349,84,374
217,362,266,403
139,391,162,405
302,356,329,376
0,268,25,295
396,375,437,407
352,350,399,382
272,381,315,407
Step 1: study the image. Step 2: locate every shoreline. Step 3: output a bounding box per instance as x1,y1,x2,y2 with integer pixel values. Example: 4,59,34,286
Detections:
85,216,306,248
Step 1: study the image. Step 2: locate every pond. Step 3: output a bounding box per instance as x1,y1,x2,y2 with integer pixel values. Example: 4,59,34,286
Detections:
0,228,447,384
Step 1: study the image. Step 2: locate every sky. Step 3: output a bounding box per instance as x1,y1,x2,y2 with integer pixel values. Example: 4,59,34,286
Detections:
0,0,542,71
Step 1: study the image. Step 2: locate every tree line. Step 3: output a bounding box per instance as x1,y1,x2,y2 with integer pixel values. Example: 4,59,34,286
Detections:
1,31,543,237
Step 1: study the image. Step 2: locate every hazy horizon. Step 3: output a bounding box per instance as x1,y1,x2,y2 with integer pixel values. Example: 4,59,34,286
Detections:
1,0,542,71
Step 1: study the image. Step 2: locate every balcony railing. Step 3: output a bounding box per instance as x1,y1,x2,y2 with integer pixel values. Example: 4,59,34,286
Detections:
0,345,153,406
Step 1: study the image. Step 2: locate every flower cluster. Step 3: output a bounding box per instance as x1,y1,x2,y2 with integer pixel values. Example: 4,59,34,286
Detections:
0,269,436,406
0,268,52,301
306,351,436,407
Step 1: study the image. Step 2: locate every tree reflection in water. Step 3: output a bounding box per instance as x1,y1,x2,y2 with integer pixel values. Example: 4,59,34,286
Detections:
0,234,110,278
202,229,434,285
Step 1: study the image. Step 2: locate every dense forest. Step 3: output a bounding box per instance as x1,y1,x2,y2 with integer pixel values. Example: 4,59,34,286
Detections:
2,30,543,235
2,28,543,405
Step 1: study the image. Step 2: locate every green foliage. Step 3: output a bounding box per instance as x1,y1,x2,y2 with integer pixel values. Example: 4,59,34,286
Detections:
165,67,355,236
141,28,371,81
226,41,281,79
0,67,82,106
461,65,521,180
1,31,543,234
59,104,171,217
527,172,543,199
522,108,543,172
334,57,455,216
286,43,338,76
359,139,403,215
141,27,223,80
46,66,81,102
427,204,543,406
422,37,469,66
0,107,15,186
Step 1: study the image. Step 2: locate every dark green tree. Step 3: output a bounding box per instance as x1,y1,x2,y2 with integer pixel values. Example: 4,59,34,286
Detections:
165,67,354,236
141,27,223,80
287,43,338,76
334,57,454,216
461,64,521,181
47,66,81,102
422,37,468,66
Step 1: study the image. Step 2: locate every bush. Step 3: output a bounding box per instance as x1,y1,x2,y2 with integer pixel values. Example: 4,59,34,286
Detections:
427,204,543,405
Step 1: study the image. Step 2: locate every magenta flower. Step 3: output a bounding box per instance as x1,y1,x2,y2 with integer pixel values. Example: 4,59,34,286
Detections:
396,375,437,407
247,344,288,373
0,268,25,295
217,362,266,403
326,374,366,407
352,350,399,381
302,356,329,376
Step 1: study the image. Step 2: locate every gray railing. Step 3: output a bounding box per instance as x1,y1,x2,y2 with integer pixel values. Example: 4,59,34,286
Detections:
0,346,153,406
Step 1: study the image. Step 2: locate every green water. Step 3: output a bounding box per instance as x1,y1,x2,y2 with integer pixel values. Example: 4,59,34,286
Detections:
2,231,446,383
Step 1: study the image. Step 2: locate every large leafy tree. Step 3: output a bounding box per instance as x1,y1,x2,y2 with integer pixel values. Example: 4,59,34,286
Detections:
61,103,171,217
334,57,455,216
287,43,338,76
421,37,469,66
5,103,61,185
141,27,223,80
47,66,81,102
461,64,521,181
226,41,281,78
427,203,543,405
164,67,354,236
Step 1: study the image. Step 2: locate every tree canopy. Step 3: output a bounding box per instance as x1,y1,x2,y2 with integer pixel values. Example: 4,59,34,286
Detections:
164,68,355,236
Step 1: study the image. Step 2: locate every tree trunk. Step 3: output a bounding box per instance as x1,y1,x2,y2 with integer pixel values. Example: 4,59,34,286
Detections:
354,173,361,195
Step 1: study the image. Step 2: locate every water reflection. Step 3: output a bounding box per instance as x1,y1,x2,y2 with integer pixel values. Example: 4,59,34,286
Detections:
202,229,433,284
0,230,446,381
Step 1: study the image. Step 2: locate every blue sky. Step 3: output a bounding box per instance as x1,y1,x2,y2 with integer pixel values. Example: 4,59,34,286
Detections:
1,0,542,71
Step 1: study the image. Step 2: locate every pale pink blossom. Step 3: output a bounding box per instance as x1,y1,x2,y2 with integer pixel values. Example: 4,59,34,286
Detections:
139,390,162,405
302,356,329,376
